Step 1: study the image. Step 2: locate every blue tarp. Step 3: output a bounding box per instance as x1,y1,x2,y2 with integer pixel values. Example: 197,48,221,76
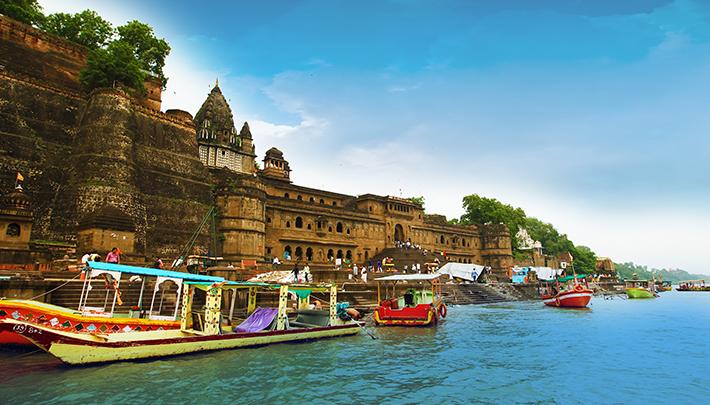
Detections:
87,261,224,282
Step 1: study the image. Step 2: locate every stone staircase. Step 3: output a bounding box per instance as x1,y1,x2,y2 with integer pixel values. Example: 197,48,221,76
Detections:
442,283,509,305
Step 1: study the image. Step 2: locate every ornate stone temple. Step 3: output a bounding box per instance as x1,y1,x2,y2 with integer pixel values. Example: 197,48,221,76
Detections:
0,14,514,278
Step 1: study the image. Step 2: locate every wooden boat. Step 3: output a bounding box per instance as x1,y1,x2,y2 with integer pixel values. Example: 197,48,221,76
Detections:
625,280,657,299
676,280,710,292
373,274,446,326
0,281,359,365
656,280,673,292
0,261,224,346
540,274,593,308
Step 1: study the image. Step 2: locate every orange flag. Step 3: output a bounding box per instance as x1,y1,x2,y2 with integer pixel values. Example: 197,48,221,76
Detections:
16,172,24,182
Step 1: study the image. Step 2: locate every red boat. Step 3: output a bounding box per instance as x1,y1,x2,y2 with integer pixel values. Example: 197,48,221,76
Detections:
374,274,446,326
540,275,593,308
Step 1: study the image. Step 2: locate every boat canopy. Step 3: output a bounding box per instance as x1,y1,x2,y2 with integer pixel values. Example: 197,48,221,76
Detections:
87,261,224,283
556,274,587,282
435,263,485,282
375,274,442,281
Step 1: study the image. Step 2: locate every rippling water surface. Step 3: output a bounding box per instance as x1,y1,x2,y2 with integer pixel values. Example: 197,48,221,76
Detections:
1,290,709,404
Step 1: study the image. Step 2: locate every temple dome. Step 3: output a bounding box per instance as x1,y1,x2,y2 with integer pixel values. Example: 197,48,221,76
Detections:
265,147,284,159
1,185,31,211
194,83,237,146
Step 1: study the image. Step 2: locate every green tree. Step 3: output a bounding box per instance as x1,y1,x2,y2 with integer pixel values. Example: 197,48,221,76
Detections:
523,217,574,255
41,10,114,49
79,41,145,93
407,196,425,208
571,245,596,274
0,0,45,26
116,20,171,87
459,194,527,246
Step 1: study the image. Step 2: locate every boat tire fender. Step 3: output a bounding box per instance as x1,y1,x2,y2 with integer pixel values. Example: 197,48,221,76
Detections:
574,284,584,292
439,304,447,318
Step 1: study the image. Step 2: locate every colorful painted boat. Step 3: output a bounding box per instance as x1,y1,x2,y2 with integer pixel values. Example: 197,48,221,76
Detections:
624,280,657,299
1,281,359,365
540,274,593,308
676,280,710,292
373,274,446,326
0,261,224,346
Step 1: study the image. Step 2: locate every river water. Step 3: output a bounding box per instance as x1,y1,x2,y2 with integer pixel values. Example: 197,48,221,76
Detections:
1,290,708,404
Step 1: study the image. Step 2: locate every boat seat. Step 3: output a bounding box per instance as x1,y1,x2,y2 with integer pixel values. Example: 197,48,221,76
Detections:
292,309,330,327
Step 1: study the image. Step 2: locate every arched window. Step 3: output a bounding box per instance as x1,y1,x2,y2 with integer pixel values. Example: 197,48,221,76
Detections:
346,228,350,235
6,223,20,237
297,195,303,201
286,221,291,228
346,250,352,260
309,197,315,203
440,235,445,244
365,251,369,260
306,247,313,261
295,246,303,259
284,246,292,260
284,193,290,199
295,217,303,228
328,226,333,232
332,201,337,206
320,199,325,204
307,223,312,230
327,249,334,260
336,222,343,233
337,249,344,259
461,238,466,247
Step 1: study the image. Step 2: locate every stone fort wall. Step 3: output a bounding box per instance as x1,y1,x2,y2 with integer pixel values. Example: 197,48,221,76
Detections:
0,16,212,257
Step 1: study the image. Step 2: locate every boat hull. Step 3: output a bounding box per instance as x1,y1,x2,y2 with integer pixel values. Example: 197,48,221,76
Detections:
0,318,360,365
373,302,444,326
625,288,655,299
0,299,180,346
542,289,593,308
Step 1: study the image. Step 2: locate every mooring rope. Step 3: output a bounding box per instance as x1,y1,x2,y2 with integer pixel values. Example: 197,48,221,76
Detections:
28,272,81,301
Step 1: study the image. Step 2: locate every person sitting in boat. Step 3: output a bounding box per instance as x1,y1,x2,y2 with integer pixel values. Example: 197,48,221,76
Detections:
404,289,415,307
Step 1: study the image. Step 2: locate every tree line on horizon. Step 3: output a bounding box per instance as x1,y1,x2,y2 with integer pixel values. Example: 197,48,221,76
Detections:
1,0,170,94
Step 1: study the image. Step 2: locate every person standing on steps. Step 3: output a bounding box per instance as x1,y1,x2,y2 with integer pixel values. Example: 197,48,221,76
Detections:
106,247,120,264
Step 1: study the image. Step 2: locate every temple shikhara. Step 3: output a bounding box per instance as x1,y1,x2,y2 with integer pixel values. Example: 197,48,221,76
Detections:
0,15,514,279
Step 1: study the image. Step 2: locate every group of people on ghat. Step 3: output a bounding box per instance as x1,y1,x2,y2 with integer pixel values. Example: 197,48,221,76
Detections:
79,247,165,270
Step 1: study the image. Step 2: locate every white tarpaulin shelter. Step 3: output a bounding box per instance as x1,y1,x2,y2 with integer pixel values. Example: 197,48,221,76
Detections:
530,266,563,281
435,263,486,282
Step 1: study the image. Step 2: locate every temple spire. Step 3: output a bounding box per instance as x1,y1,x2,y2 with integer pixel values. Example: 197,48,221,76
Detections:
215,77,219,87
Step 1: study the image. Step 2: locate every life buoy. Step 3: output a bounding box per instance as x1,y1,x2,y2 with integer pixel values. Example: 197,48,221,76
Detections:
574,284,584,292
439,304,447,318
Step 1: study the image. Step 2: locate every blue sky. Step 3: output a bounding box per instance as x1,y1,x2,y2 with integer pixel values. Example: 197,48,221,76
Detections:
42,1,710,274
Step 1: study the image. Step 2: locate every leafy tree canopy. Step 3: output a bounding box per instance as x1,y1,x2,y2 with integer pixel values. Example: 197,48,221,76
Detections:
41,10,114,49
116,21,171,87
570,245,596,274
0,0,44,26
79,41,145,94
457,193,599,270
459,194,527,246
524,217,574,256
407,196,425,208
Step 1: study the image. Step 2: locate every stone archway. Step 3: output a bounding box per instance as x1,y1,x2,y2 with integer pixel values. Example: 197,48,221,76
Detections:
394,224,405,242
